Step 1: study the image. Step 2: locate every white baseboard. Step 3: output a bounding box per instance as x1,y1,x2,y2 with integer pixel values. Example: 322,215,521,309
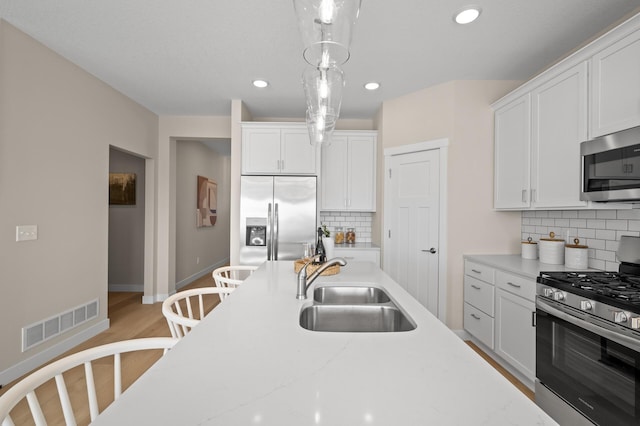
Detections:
108,283,144,292
175,258,230,291
0,318,110,388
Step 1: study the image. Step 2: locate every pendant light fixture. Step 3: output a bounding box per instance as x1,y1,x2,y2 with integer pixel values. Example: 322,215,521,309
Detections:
293,0,362,146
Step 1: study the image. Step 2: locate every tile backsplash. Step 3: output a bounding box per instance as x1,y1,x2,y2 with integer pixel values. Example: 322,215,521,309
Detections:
521,209,640,270
320,211,373,243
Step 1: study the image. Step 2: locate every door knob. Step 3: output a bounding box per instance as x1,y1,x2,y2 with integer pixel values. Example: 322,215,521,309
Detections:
422,248,437,254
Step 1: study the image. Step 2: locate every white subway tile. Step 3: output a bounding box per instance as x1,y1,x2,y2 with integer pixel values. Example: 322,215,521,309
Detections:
605,240,619,252
577,210,596,219
577,228,595,239
605,219,628,230
541,218,555,226
569,219,587,228
596,250,616,262
629,220,640,232
561,211,578,219
589,259,605,270
605,261,620,271
617,210,640,220
586,239,605,250
595,229,617,240
554,219,571,227
596,210,617,219
548,211,563,218
535,211,550,218
586,219,606,229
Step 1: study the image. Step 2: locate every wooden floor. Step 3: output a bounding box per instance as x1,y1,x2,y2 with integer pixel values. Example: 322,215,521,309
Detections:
1,274,533,423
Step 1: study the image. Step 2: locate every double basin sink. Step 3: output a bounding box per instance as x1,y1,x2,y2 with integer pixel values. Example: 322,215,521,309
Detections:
300,284,416,333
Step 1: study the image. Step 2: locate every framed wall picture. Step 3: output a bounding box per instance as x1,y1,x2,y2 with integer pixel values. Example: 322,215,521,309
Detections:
197,175,217,227
109,173,136,205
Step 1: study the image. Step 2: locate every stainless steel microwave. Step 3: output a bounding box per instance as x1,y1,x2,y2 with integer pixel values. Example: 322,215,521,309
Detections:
581,125,640,202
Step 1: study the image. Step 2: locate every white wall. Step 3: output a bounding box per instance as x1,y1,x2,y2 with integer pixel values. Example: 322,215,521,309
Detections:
0,20,158,382
175,140,231,286
378,80,523,329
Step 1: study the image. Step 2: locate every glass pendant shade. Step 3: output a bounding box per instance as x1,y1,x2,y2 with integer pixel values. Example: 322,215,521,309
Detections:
293,0,362,66
302,65,344,122
306,108,336,146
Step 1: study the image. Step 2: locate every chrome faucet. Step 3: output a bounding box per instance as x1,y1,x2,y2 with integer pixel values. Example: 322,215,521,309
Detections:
296,256,347,300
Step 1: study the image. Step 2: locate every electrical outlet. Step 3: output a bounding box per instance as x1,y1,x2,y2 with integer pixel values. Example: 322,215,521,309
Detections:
16,225,38,242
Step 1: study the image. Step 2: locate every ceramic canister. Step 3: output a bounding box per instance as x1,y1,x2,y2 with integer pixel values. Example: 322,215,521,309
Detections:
539,232,565,265
521,237,538,259
565,238,589,269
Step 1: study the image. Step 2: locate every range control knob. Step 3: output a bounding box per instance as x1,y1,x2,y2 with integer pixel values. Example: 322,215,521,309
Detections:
580,301,593,311
543,288,554,298
614,311,628,324
631,317,640,329
553,291,565,302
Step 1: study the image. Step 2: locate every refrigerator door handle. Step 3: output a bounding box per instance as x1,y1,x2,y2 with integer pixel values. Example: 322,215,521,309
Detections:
267,203,273,261
274,203,279,260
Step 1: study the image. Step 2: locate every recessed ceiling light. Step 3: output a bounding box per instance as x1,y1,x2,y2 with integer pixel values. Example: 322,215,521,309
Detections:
252,79,269,88
364,82,380,91
454,6,481,24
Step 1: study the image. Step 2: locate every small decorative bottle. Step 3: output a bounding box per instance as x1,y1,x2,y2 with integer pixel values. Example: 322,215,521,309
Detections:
346,227,356,244
334,226,345,244
314,227,326,264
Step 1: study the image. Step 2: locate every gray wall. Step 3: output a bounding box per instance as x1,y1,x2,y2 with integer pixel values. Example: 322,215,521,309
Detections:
176,140,231,287
0,20,158,380
108,148,146,290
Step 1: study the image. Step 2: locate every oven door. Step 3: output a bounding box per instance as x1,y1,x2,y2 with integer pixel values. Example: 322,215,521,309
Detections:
536,298,640,426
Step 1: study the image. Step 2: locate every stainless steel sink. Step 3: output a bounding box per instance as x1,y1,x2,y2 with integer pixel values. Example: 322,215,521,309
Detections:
313,285,391,304
299,304,416,332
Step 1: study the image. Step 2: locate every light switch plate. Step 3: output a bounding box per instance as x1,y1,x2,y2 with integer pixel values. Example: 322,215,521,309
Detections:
16,225,38,242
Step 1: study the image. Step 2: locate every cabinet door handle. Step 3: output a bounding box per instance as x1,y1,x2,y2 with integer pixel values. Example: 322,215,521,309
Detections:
522,189,527,203
531,311,536,327
471,269,481,274
531,189,537,202
471,284,481,290
470,314,481,320
281,160,285,170
507,281,521,288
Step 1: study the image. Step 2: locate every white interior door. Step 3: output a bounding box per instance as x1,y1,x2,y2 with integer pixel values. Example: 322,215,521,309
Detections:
385,149,440,317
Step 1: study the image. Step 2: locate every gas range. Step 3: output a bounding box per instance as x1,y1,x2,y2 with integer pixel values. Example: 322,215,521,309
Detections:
537,270,640,332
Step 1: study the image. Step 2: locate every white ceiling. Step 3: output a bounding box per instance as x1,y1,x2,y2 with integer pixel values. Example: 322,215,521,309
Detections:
1,0,639,120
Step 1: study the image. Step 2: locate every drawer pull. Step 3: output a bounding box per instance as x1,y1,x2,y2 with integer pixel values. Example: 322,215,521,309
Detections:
532,311,536,327
470,313,481,320
471,284,481,290
471,269,481,274
507,281,521,288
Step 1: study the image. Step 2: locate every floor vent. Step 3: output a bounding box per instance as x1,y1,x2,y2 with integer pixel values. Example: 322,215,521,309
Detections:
22,299,99,352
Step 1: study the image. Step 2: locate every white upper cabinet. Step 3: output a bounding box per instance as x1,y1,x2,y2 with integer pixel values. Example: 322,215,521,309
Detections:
242,123,318,175
493,13,640,210
591,27,640,137
495,63,588,210
494,94,531,209
321,131,377,211
531,62,588,209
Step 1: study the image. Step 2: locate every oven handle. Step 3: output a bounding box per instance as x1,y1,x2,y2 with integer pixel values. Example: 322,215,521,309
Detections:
537,298,640,353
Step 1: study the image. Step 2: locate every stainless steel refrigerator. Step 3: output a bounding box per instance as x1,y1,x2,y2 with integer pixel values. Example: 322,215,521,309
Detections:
240,176,317,265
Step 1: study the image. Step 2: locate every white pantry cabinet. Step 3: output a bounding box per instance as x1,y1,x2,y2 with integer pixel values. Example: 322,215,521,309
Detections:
242,123,318,175
494,62,588,210
591,26,640,138
321,131,377,211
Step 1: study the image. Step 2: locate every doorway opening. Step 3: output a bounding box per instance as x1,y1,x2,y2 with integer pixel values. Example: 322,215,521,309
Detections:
108,147,146,313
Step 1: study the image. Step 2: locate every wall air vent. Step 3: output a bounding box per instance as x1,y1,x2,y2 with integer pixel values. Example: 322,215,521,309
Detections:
22,299,99,352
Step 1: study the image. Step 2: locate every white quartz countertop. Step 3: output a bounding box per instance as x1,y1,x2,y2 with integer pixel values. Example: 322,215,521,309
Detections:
93,261,557,425
333,242,380,250
465,254,598,279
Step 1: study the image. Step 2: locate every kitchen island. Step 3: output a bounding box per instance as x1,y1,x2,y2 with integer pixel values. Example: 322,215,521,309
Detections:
93,261,557,425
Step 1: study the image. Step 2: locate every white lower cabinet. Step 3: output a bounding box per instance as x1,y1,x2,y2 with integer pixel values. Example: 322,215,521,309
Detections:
333,247,380,267
464,260,536,386
495,288,536,382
